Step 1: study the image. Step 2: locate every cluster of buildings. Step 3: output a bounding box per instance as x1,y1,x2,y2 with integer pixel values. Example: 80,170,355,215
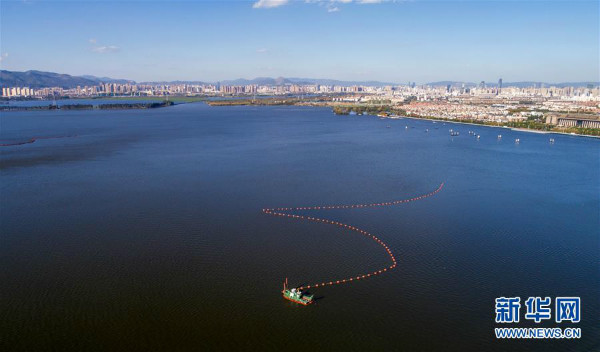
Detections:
392,96,599,126
1,81,598,101
1,81,599,127
376,85,600,103
2,79,598,128
0,82,376,98
2,87,35,97
401,101,514,122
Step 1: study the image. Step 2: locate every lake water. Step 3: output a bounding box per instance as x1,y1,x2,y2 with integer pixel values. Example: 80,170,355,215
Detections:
0,98,169,108
1,103,598,351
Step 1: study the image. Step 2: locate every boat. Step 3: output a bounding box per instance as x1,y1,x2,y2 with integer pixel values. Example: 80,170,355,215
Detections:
498,134,502,139
549,138,555,143
515,138,520,143
282,278,314,305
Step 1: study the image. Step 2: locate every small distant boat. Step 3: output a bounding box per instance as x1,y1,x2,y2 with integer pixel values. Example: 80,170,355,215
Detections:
515,138,520,144
282,279,313,306
405,126,408,129
549,138,555,143
425,129,429,132
387,125,391,128
498,134,502,139
476,135,480,139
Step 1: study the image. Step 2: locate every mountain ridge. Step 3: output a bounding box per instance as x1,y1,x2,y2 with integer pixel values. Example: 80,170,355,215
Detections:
1,70,597,89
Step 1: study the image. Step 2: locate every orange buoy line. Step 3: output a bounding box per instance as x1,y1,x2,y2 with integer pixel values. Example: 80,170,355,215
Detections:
263,182,444,291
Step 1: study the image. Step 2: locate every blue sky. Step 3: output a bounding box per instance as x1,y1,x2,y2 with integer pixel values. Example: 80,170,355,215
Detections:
0,0,598,83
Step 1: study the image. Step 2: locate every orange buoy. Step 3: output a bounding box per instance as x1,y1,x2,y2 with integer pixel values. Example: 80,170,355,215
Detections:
265,182,444,295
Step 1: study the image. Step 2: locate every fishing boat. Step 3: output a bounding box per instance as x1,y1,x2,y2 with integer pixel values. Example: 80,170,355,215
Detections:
282,278,314,305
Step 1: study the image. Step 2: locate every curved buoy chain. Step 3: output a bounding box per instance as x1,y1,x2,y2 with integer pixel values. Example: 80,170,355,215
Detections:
263,182,444,290
0,135,78,147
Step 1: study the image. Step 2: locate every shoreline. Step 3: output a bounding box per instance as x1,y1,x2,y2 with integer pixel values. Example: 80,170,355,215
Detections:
2,98,598,139
204,99,600,138
386,115,600,139
0,101,176,111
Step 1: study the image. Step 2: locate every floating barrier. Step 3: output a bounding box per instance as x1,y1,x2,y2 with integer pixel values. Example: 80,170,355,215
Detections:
263,182,444,290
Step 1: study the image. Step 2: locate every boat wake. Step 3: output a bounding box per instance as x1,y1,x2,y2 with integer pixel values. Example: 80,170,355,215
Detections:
0,135,78,147
263,182,445,291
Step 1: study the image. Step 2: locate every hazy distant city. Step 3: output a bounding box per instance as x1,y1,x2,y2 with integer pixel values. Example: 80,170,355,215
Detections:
3,71,599,131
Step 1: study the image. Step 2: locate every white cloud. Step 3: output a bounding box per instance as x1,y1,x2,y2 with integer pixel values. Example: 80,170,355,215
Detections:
92,45,120,53
303,0,388,12
253,0,388,11
253,0,289,9
306,0,351,3
256,48,269,53
0,53,8,62
88,39,119,54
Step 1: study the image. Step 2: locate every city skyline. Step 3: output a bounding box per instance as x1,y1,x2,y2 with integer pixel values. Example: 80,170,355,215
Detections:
1,0,598,83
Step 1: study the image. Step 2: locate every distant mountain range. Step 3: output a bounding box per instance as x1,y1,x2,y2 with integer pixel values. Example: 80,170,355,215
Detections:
220,77,398,87
0,70,133,88
80,75,134,85
1,70,597,89
138,80,208,85
0,70,400,88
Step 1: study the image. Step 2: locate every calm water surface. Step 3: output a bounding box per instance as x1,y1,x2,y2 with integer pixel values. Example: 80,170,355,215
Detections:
1,103,598,351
